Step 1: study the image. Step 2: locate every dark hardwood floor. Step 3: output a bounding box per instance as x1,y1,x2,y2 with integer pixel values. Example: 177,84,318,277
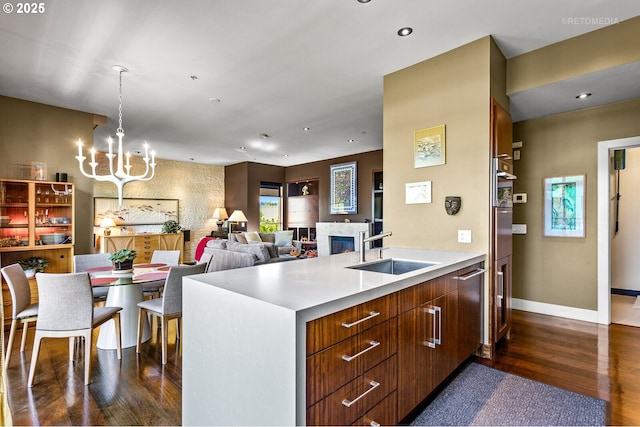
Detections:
4,320,182,426
4,310,640,425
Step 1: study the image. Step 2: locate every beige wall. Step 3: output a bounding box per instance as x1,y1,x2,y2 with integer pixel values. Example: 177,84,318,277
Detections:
0,96,96,254
0,96,225,262
507,16,640,94
383,37,492,255
512,98,640,310
93,157,225,262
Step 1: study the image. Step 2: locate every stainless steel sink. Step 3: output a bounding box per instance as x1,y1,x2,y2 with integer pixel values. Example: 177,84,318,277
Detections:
347,259,437,275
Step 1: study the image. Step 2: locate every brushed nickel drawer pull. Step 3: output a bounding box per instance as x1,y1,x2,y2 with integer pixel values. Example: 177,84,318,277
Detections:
342,341,380,362
423,307,436,348
341,381,380,407
341,311,380,328
454,268,486,281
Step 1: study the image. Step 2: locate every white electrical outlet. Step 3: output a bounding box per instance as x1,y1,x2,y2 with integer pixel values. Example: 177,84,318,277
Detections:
458,229,472,243
512,224,527,234
513,193,527,203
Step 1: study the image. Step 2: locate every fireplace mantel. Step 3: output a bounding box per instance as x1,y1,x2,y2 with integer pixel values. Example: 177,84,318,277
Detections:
316,222,371,256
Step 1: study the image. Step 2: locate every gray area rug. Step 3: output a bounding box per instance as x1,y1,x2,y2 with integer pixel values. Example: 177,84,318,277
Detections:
410,363,605,426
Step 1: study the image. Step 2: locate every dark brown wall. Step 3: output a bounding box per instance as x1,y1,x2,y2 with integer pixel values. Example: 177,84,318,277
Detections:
286,150,383,223
225,150,383,231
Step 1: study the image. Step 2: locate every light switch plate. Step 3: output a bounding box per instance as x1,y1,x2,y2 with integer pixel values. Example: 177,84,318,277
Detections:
512,141,523,148
458,229,472,243
513,193,527,203
512,224,527,234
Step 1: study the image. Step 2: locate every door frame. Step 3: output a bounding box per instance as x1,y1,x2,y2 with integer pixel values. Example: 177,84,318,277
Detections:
597,135,640,324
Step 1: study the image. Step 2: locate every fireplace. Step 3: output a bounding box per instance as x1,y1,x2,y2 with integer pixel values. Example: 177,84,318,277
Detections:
316,222,371,256
330,236,355,254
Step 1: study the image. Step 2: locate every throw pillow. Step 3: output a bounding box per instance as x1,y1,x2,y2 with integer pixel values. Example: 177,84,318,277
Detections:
261,241,278,258
244,231,262,243
274,230,294,247
233,233,248,244
249,242,271,261
259,232,275,244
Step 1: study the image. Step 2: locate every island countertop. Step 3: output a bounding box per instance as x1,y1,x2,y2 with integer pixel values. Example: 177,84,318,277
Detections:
185,247,484,321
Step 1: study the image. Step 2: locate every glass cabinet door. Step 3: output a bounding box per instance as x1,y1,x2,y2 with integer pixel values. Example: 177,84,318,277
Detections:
0,180,29,247
34,182,73,246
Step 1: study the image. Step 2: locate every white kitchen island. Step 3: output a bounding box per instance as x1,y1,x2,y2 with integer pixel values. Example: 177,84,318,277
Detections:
182,247,484,426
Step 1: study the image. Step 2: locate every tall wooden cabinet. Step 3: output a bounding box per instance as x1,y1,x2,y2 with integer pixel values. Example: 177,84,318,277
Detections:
102,232,184,264
1,179,75,327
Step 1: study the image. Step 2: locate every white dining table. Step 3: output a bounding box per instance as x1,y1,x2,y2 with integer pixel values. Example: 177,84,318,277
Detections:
88,264,168,349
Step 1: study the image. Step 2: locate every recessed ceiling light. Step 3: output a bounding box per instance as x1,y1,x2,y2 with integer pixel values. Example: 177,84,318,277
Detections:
397,27,413,37
283,154,289,157
190,75,198,80
357,0,371,3
209,97,221,103
576,93,592,99
239,146,246,150
347,139,355,143
259,133,269,139
303,127,310,131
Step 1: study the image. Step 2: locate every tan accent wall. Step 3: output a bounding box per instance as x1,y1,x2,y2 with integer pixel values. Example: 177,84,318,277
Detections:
383,36,492,254
507,16,640,94
512,98,640,310
0,95,96,254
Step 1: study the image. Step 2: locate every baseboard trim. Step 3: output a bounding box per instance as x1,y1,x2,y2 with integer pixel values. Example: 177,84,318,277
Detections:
512,298,599,323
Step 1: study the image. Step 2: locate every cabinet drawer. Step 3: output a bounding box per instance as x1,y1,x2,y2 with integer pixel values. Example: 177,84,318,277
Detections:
397,273,458,314
307,293,397,355
307,318,397,406
307,355,397,426
353,390,397,426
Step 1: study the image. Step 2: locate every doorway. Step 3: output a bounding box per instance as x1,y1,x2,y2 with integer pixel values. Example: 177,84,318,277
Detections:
597,135,640,324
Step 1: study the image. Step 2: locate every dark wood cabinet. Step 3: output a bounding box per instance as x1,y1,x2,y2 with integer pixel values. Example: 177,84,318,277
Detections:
493,256,512,343
306,263,483,425
491,97,513,159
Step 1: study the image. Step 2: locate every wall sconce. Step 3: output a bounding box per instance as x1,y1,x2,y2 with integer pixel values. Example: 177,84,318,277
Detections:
227,210,248,234
100,218,117,236
212,207,229,232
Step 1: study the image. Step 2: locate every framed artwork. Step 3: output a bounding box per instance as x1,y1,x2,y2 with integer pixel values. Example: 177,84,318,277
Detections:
31,161,47,181
405,181,432,204
330,161,357,214
543,175,586,238
94,197,179,226
414,125,445,168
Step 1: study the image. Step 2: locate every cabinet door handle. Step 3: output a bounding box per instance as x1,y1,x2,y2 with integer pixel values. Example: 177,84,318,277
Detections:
341,380,380,407
423,307,436,348
369,422,381,427
435,306,442,346
342,340,380,362
497,271,504,299
455,268,486,281
341,311,380,329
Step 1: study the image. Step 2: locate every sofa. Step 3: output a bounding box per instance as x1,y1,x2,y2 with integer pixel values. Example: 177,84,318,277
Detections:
200,231,302,273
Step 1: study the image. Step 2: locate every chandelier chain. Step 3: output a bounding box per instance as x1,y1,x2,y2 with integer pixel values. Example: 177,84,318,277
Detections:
117,69,124,134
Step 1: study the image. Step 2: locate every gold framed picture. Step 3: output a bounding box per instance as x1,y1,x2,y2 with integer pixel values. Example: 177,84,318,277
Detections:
414,125,445,168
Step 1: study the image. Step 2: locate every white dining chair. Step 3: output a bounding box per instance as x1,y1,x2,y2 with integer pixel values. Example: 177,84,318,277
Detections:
74,253,113,303
150,250,180,266
28,272,123,387
1,264,38,367
136,263,207,364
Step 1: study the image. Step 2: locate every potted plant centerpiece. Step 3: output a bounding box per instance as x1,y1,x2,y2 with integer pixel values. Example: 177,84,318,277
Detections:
109,249,137,272
19,256,49,278
161,220,182,234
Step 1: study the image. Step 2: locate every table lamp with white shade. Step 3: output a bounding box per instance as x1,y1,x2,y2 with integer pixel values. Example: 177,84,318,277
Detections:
227,210,248,234
100,218,117,236
212,207,229,232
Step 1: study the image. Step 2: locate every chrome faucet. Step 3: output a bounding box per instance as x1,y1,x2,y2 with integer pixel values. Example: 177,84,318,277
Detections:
359,231,392,263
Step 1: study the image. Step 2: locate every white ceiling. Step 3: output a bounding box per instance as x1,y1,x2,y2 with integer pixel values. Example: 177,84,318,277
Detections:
1,1,639,167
